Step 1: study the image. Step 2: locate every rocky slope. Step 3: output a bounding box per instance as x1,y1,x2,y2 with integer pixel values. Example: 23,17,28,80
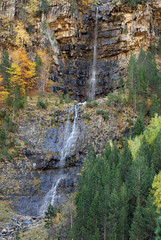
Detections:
0,94,136,220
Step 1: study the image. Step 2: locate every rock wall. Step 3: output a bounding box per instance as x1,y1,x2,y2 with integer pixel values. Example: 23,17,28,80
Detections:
0,96,136,217
0,0,161,100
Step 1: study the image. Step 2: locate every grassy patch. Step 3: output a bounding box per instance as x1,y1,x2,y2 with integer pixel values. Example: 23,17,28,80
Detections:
0,200,13,223
20,222,48,240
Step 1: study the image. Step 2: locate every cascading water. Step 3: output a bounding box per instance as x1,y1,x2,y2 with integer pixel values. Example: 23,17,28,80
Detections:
89,7,99,100
39,106,79,215
39,177,63,215
60,105,78,164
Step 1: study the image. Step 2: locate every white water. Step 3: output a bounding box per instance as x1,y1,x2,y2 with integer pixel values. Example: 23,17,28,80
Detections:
39,177,63,215
39,106,79,215
60,105,78,164
89,7,99,100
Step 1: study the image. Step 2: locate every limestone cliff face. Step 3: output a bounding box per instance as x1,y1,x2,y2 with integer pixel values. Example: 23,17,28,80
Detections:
0,0,161,100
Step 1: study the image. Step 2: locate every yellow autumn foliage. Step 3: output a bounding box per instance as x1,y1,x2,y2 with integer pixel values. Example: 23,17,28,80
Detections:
15,22,32,47
0,75,8,102
129,114,161,159
152,171,161,212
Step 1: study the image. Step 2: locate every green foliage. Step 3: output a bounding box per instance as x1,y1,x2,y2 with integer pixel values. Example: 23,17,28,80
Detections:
106,92,121,106
83,112,90,119
86,99,98,108
137,101,147,116
0,127,7,146
7,85,26,111
35,55,42,77
126,49,161,109
96,109,109,120
15,229,20,240
121,0,150,8
73,134,157,240
44,204,57,229
40,0,50,15
37,94,48,109
157,37,161,54
71,0,76,14
64,93,72,104
3,113,17,133
151,130,161,174
133,114,144,137
0,49,11,89
155,216,161,240
150,96,160,119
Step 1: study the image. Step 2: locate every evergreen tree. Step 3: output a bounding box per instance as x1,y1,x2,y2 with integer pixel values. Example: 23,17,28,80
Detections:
155,216,161,240
126,52,137,109
118,139,132,182
144,196,158,240
0,50,11,89
35,55,42,77
40,0,50,15
133,114,144,137
150,95,160,119
130,156,151,203
129,199,147,240
118,183,129,240
138,136,152,168
151,130,161,174
137,63,147,96
108,142,119,169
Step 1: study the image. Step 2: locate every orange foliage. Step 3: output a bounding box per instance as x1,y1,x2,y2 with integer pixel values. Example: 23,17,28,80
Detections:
8,47,36,94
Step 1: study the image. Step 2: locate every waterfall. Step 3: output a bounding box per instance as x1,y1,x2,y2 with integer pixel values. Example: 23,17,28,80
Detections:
39,106,79,215
39,177,63,215
89,7,99,100
60,105,78,164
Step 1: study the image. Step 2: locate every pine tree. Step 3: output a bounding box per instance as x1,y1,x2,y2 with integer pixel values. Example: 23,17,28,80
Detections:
133,114,144,137
108,142,119,169
150,95,160,119
118,183,129,240
118,139,132,182
137,63,147,97
126,52,137,109
144,196,158,240
129,199,147,240
130,156,151,203
138,136,152,168
0,50,11,89
156,216,161,240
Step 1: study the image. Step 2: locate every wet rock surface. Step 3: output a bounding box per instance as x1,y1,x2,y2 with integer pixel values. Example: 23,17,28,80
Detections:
0,97,137,217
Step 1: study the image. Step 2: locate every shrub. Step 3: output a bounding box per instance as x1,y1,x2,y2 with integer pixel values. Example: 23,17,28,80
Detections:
37,97,48,109
64,94,72,104
3,113,17,133
0,110,6,120
86,100,98,108
106,93,120,106
96,109,109,120
83,112,90,119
